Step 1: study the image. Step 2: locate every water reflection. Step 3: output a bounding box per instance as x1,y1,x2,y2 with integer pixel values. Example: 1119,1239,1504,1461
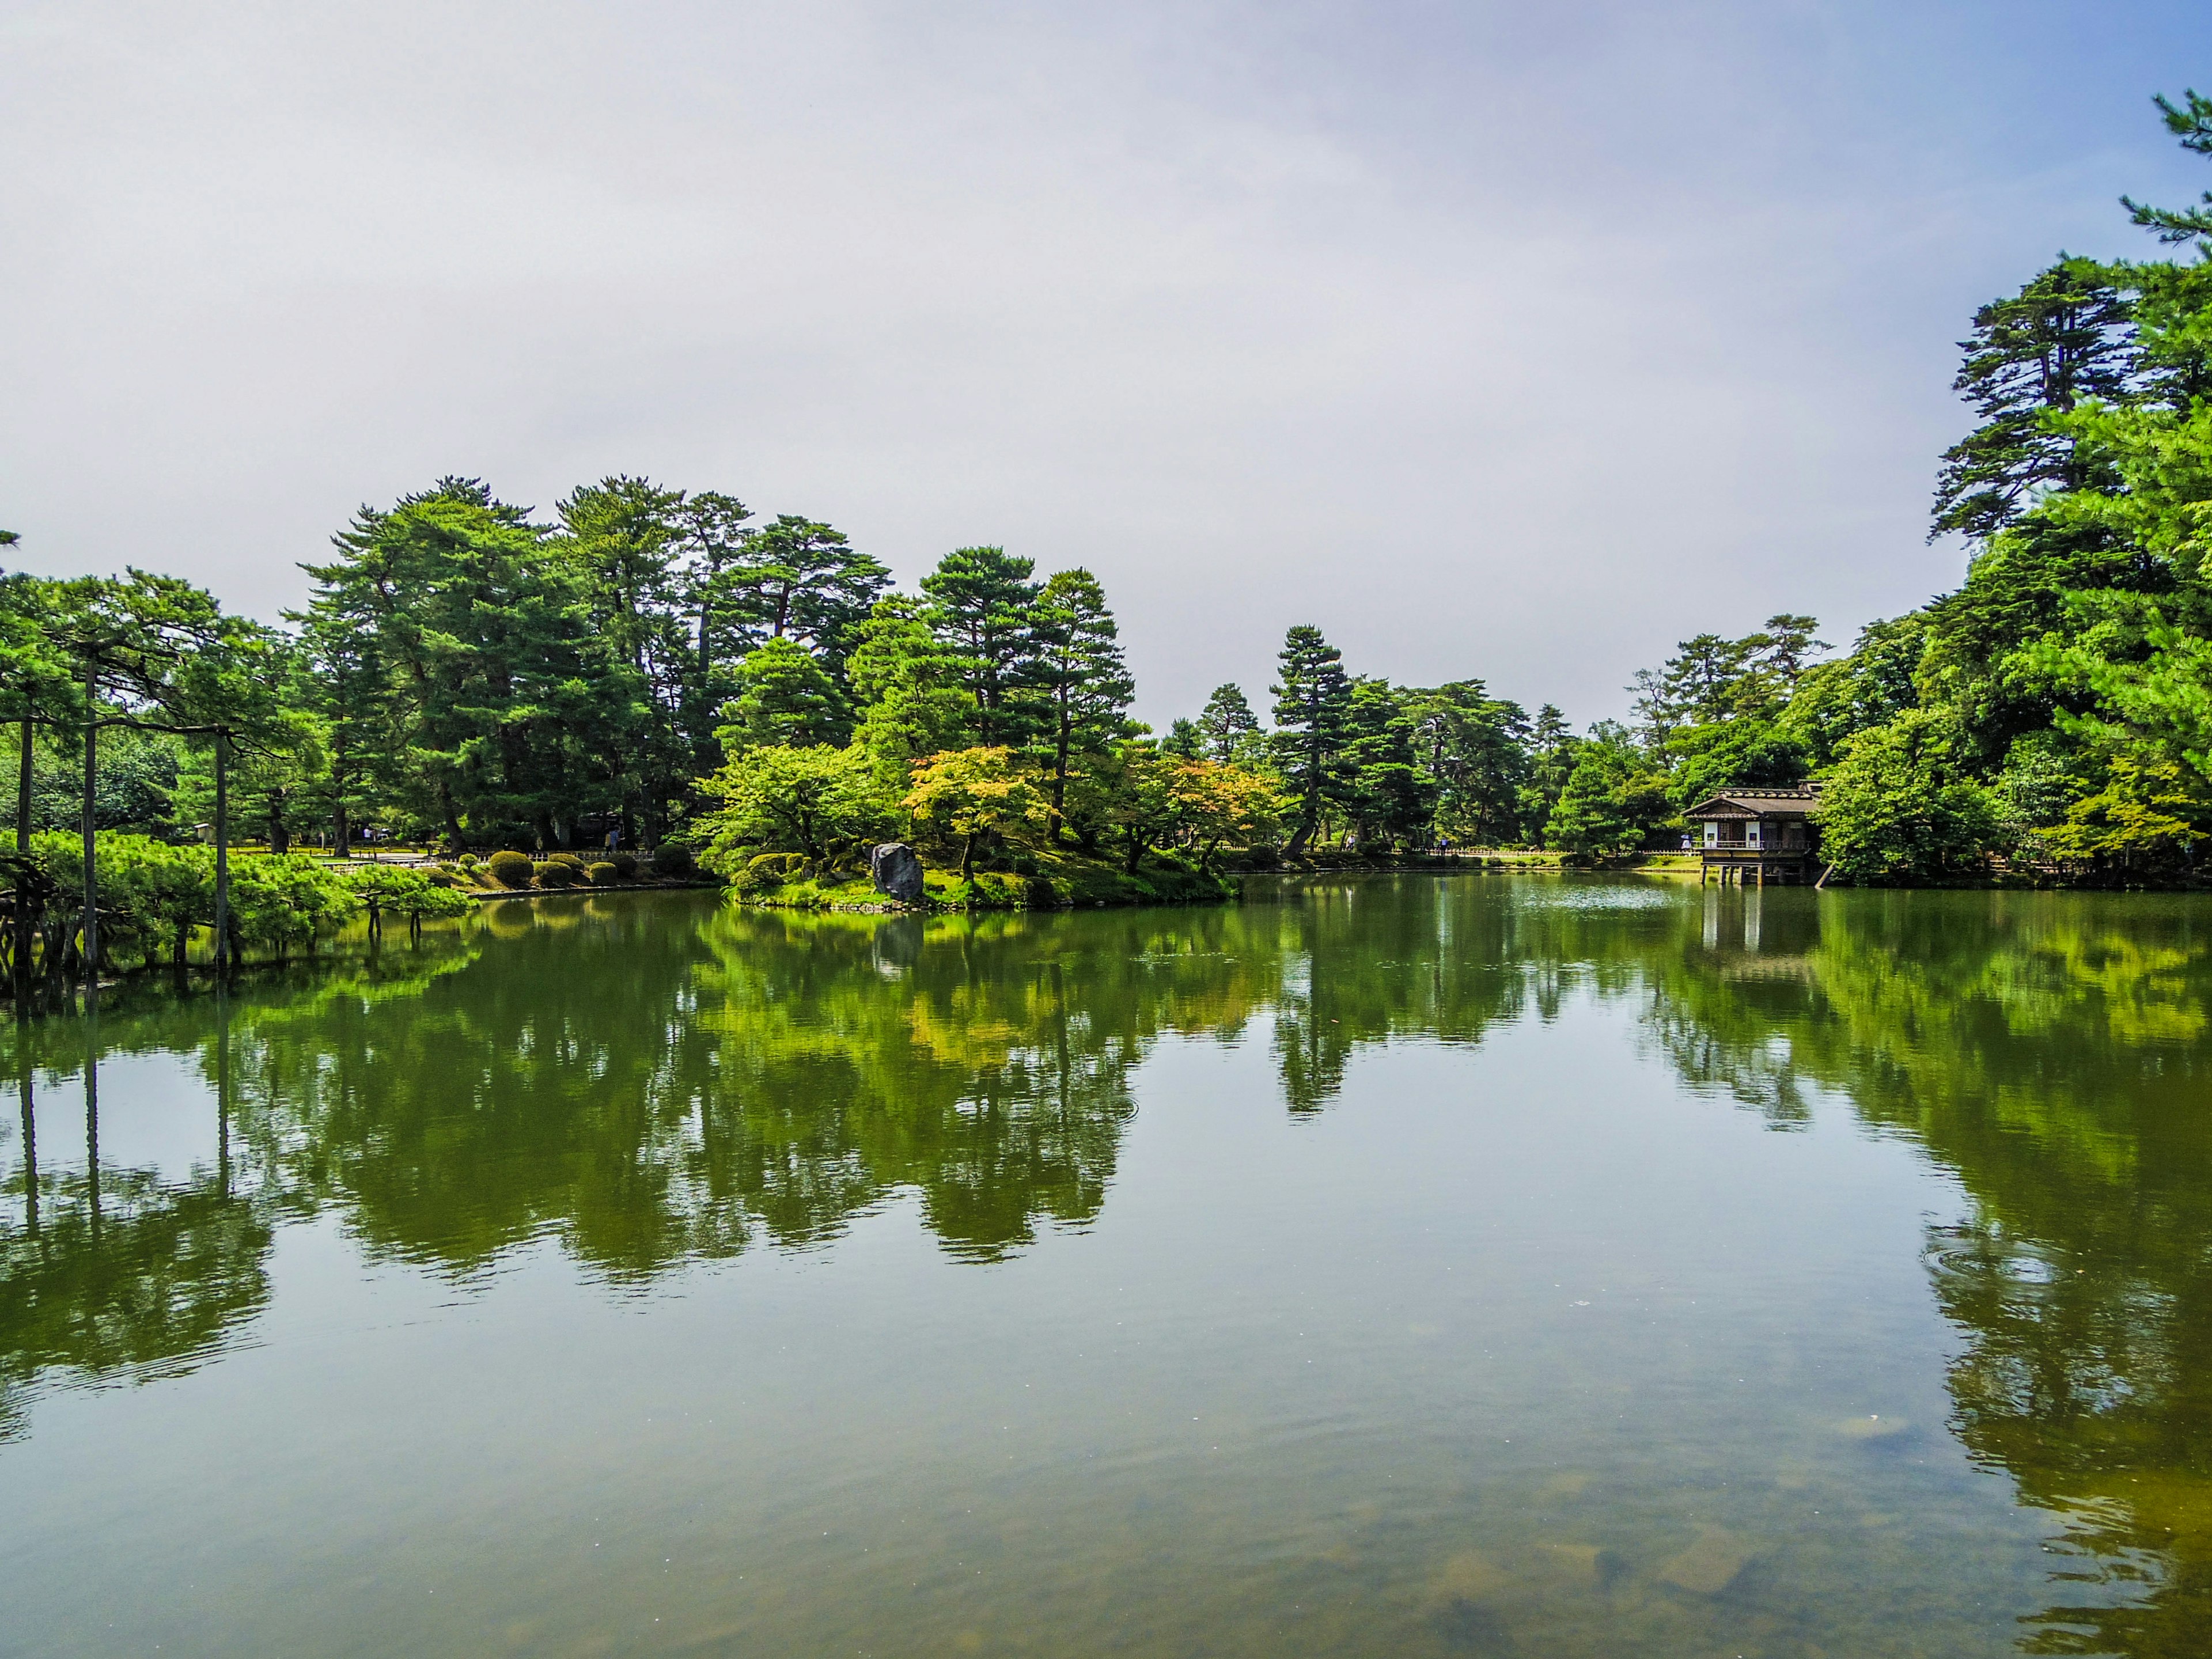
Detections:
1637,887,2212,1657
2,880,2211,1653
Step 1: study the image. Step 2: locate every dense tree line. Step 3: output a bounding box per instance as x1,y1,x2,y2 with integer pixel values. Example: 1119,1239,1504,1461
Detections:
13,91,2212,903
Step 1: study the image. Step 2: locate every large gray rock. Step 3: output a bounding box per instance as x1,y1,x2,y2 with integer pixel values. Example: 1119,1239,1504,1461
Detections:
870,842,926,904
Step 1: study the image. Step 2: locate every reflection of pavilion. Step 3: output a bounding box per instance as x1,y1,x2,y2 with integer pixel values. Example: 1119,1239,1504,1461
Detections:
1684,786,1821,885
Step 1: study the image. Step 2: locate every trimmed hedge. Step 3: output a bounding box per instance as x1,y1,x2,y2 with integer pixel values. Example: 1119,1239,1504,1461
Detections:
587,861,619,885
650,842,696,878
487,850,535,889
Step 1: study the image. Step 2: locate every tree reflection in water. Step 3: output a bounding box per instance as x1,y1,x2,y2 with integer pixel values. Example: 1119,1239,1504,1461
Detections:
1637,885,2212,1657
3,880,2211,1653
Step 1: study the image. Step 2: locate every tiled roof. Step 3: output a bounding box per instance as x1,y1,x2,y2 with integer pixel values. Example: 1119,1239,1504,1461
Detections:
1683,786,1821,817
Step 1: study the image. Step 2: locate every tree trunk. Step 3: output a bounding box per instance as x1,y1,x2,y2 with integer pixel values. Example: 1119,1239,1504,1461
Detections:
437,777,463,853
16,717,30,854
213,732,231,976
960,832,976,879
1051,702,1071,847
332,730,351,858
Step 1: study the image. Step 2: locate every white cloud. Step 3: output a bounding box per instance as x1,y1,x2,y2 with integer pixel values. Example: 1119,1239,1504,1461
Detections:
1,0,2202,724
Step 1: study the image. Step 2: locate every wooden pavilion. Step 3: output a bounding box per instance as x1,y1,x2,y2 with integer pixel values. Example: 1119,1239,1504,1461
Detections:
1683,786,1822,885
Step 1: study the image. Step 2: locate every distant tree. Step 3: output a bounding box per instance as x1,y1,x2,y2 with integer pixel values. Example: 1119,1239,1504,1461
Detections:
1516,704,1578,843
1817,710,2001,881
1028,569,1135,842
721,516,889,668
1404,681,1529,846
902,746,1051,877
846,596,976,789
1270,625,1353,853
696,743,893,863
922,547,1042,746
1932,259,2135,543
725,638,851,749
1544,739,1675,857
1160,759,1286,873
1340,679,1434,848
1196,683,1262,762
1159,718,1205,759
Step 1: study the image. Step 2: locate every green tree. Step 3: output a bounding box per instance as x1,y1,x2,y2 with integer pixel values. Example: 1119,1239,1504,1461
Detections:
902,746,1051,878
921,547,1041,746
1932,259,2136,543
1340,678,1434,848
725,637,851,749
1197,683,1263,763
697,744,895,865
1270,624,1353,853
1544,738,1675,857
1404,681,1529,846
1817,710,2001,882
724,516,889,670
1517,704,1579,844
1027,569,1134,843
845,596,976,790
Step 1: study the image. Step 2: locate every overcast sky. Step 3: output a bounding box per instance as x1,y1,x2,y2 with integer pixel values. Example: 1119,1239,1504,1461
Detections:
2,1,2207,727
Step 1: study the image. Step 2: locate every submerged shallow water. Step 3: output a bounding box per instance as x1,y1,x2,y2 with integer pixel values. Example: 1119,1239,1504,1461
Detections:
3,876,2211,1657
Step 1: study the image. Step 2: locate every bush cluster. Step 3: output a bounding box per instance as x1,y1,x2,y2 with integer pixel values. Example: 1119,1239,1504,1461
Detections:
651,842,696,877
487,849,535,889
587,861,619,885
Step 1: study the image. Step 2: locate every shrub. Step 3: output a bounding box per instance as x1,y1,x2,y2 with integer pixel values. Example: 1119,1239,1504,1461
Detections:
535,859,581,888
547,851,586,871
651,842,696,878
487,850,535,888
587,861,619,885
457,853,479,870
609,851,639,880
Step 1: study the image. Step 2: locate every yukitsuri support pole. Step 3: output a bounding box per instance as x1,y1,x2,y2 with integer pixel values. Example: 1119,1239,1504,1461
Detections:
79,664,96,980
213,730,230,976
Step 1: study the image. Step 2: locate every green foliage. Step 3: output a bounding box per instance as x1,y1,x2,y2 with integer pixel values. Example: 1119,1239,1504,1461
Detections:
343,862,477,922
609,851,639,880
1271,624,1354,852
588,861,619,885
651,842,696,878
1817,711,2002,881
921,547,1041,746
487,850,535,889
1931,259,2134,542
902,747,1051,876
724,636,851,749
1544,741,1676,857
696,744,892,866
536,859,581,888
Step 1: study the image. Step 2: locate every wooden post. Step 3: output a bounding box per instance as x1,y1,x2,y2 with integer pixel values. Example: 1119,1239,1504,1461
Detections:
213,730,230,975
79,664,96,979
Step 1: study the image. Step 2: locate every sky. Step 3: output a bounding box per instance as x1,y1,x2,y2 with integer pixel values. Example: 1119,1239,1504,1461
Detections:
2,0,2209,728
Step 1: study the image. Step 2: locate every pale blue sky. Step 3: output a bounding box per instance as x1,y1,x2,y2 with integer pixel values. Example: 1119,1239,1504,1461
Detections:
2,1,2207,725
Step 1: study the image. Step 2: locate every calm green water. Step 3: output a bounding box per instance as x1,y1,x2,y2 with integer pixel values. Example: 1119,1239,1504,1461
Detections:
3,877,2210,1657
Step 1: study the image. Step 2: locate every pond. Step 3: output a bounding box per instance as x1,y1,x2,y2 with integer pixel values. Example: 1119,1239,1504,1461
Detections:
2,876,2210,1657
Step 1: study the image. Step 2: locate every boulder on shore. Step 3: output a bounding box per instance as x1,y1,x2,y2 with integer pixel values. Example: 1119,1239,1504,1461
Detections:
870,842,926,904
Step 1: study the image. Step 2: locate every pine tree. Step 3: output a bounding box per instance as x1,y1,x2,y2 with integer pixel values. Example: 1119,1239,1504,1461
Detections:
921,547,1042,746
1270,624,1353,853
1197,683,1262,762
1027,569,1135,842
1933,259,2136,543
